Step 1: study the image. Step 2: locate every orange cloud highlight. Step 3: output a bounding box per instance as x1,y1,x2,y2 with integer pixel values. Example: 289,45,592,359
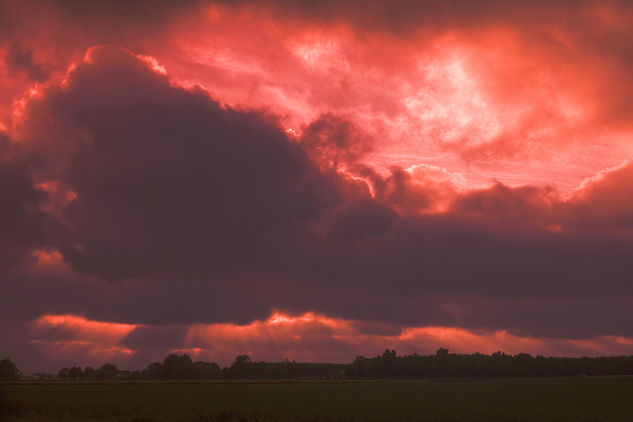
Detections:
17,312,633,372
32,314,136,344
26,314,138,367
184,311,633,365
143,5,633,195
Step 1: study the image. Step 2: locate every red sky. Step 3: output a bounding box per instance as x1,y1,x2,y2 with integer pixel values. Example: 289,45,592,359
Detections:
1,0,633,373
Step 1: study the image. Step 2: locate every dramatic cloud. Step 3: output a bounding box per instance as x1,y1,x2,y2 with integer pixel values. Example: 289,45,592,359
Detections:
3,42,48,82
6,45,633,331
6,312,633,374
15,46,344,282
0,134,49,274
2,1,633,371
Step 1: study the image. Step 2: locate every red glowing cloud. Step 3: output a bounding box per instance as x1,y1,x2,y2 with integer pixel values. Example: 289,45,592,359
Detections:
1,315,138,371
3,1,633,373
3,2,633,194
31,314,136,343
183,312,633,364
140,3,633,194
6,312,632,373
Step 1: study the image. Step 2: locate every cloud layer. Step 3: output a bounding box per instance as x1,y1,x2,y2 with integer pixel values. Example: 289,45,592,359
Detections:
2,0,633,372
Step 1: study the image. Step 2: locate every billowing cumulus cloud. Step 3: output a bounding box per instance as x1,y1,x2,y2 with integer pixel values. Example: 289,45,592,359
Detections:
16,46,342,282
2,1,633,371
6,46,633,327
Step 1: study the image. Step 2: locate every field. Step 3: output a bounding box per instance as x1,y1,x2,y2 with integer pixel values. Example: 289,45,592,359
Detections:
2,377,632,422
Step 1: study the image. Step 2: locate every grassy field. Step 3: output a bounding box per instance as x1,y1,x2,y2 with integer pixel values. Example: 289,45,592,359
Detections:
1,377,632,421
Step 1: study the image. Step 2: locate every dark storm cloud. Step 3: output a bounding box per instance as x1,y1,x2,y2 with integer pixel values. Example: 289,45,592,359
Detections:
0,134,48,274
0,0,203,34
0,274,271,328
0,0,205,81
1,0,620,45
3,42,48,81
121,325,188,351
216,0,614,33
0,0,610,30
7,45,633,342
35,0,200,20
0,165,45,271
20,46,342,281
453,183,556,222
4,275,633,344
300,114,373,168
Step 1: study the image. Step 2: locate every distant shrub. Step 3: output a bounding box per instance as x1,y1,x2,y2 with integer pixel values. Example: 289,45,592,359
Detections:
0,358,21,380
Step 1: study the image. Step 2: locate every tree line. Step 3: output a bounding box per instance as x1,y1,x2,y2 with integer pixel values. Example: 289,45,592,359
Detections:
3,349,633,381
50,354,346,380
346,348,633,378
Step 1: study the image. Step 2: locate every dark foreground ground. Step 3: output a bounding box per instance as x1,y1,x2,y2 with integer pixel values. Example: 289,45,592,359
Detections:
2,377,632,421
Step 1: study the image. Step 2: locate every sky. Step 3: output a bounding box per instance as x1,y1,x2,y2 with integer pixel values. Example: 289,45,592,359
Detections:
1,0,633,374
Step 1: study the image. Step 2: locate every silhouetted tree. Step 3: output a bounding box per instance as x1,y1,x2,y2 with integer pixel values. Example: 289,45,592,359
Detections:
95,363,117,379
162,354,194,379
57,367,70,380
69,366,83,380
51,351,633,381
83,366,95,379
279,358,296,378
193,360,221,378
0,358,20,380
229,354,252,378
143,362,162,379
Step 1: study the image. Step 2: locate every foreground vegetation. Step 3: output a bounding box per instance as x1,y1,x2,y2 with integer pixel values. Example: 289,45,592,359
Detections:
2,377,633,422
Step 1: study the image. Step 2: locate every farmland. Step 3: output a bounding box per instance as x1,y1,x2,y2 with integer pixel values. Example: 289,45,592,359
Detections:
2,377,632,421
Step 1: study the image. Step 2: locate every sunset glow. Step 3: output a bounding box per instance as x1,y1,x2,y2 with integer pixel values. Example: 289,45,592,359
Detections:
10,312,633,373
2,0,633,373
